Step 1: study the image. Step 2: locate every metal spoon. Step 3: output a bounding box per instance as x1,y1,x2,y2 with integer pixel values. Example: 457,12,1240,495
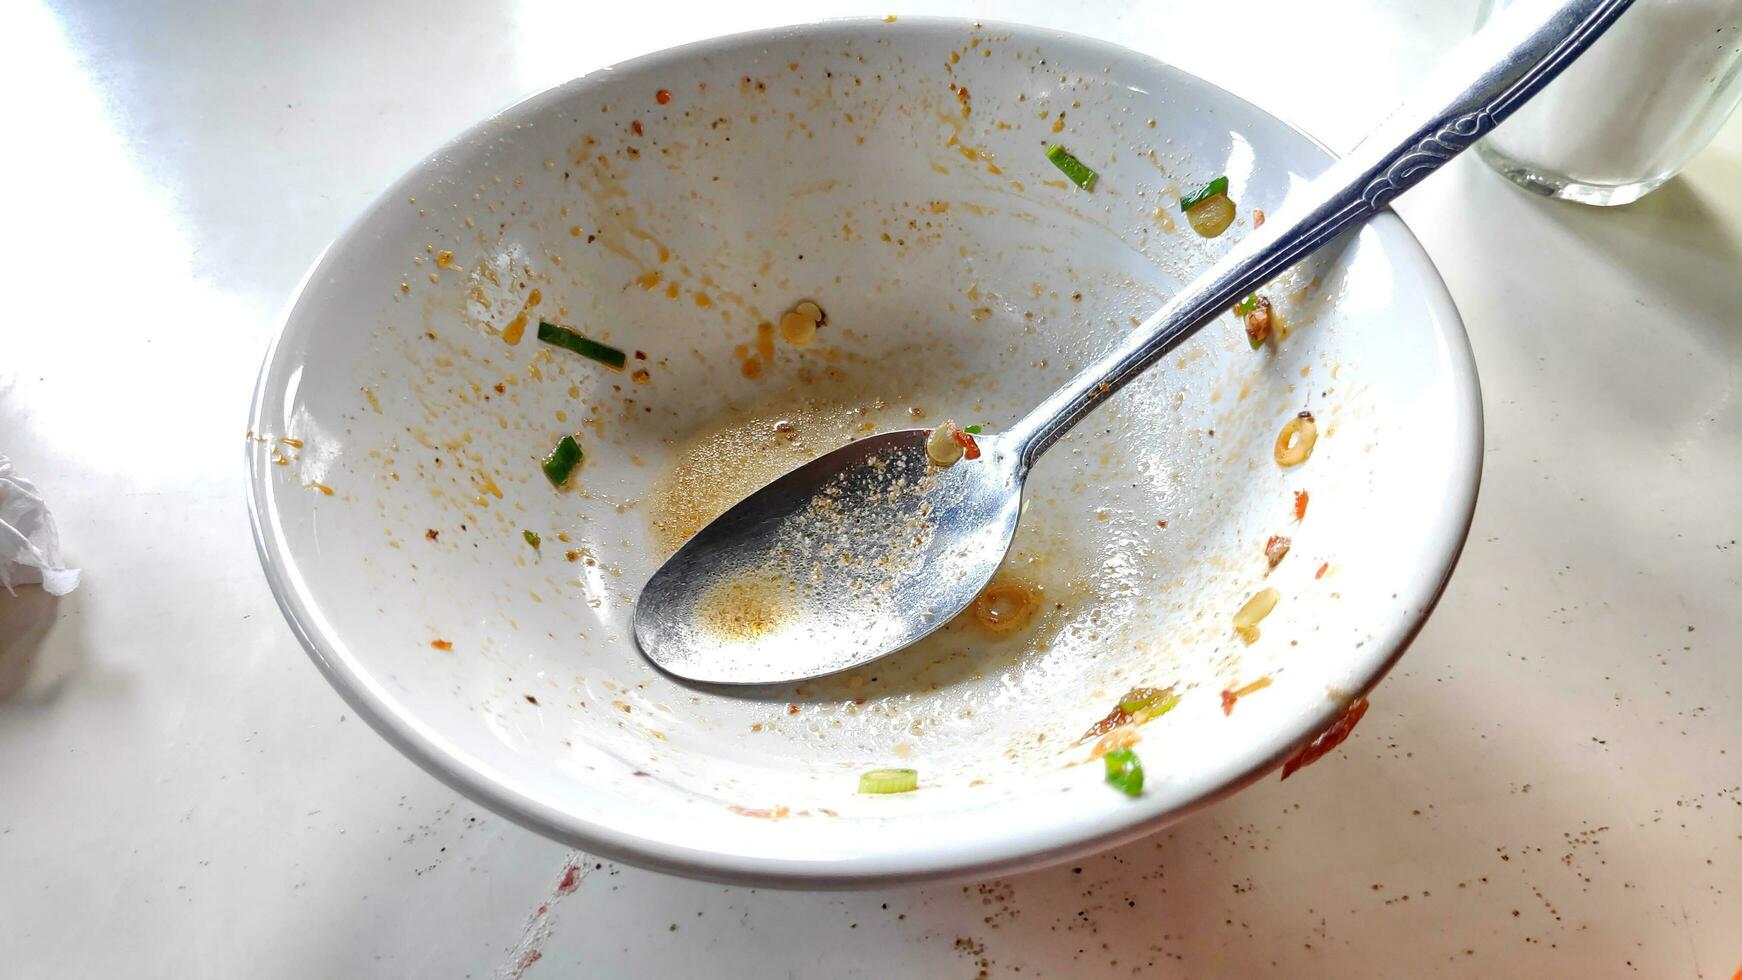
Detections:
635,0,1633,684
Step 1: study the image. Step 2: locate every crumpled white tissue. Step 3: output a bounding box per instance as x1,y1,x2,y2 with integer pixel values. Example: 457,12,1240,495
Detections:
0,453,80,596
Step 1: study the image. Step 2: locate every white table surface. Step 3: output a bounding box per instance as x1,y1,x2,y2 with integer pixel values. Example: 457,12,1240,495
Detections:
3,0,1739,975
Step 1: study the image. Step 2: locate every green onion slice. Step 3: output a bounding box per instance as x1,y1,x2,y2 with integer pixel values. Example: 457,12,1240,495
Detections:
523,529,541,551
964,424,984,435
1179,175,1229,212
1118,686,1180,721
1103,748,1144,797
1045,144,1098,191
858,768,918,794
1234,293,1259,316
542,434,583,487
537,321,627,369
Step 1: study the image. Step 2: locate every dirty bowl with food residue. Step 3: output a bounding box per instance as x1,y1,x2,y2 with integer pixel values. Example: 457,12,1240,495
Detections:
247,17,1480,886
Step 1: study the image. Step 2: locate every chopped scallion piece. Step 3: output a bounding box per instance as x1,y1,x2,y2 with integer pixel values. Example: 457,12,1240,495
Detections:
1045,144,1098,191
1117,686,1180,722
523,529,541,551
1179,175,1229,212
857,768,918,794
964,424,983,435
537,321,627,369
1234,293,1259,316
542,434,583,487
1103,748,1144,797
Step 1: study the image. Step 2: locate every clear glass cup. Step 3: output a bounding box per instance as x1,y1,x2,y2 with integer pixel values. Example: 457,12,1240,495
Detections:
1476,0,1742,206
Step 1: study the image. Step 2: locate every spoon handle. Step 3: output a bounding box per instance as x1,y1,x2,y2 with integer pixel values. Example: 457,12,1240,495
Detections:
1007,0,1633,470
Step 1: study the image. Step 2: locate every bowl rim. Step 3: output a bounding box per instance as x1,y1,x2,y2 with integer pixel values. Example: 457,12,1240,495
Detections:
246,14,1483,889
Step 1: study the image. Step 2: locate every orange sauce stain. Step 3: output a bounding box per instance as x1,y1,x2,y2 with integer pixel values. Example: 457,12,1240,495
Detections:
728,805,790,819
502,312,528,345
474,471,505,499
754,320,776,361
694,291,713,308
635,270,663,290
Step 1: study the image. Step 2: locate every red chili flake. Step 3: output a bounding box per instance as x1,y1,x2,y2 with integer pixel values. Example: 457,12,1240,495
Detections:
950,429,982,460
655,89,672,105
525,694,539,705
556,864,581,894
1156,519,1168,528
1221,676,1273,716
1293,490,1310,522
425,528,439,541
1280,697,1369,779
786,703,799,715
430,639,453,651
1081,703,1129,741
1315,562,1330,580
630,120,643,136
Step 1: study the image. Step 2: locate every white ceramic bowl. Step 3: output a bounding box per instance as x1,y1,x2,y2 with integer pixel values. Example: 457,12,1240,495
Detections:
248,17,1480,887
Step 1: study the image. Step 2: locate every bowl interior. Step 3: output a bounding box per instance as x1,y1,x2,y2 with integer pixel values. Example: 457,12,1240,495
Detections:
250,18,1477,884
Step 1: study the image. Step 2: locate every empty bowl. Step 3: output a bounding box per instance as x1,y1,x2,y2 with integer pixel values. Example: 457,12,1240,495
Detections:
248,17,1480,886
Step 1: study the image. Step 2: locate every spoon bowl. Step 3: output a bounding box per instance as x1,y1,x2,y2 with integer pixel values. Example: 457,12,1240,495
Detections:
637,430,1023,683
